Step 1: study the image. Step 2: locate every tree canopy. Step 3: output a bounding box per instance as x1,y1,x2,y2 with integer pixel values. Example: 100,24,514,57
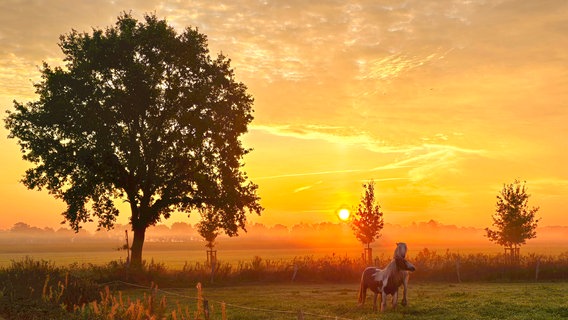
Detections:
485,180,540,255
351,180,384,249
4,13,262,265
196,207,222,250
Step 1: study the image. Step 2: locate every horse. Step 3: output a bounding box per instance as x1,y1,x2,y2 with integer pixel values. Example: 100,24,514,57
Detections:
357,242,416,312
358,266,383,311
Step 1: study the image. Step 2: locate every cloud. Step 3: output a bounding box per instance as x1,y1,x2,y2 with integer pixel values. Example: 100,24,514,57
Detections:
256,169,363,181
1,0,567,229
251,124,485,157
251,122,487,186
293,181,323,193
355,51,447,82
0,53,38,98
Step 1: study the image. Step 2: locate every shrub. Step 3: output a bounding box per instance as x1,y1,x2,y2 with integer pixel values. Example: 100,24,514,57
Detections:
0,257,99,319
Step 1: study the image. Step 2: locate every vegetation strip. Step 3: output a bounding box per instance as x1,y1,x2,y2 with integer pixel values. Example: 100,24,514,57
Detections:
110,280,356,320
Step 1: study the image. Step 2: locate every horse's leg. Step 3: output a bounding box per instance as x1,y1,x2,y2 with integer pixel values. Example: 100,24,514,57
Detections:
402,272,408,306
372,292,378,312
392,289,398,310
358,282,366,307
380,291,387,312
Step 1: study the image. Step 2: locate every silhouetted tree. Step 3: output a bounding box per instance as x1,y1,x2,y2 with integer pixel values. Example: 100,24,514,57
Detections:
351,181,384,257
196,207,222,251
485,180,540,261
4,13,262,266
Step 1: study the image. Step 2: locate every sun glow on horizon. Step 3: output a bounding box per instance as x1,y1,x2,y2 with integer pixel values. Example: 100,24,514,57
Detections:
338,209,350,221
0,1,567,232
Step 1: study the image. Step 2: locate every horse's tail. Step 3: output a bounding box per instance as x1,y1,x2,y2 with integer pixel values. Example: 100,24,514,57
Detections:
358,274,366,306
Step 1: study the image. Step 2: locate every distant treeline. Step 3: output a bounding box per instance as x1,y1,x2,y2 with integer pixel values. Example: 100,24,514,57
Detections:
2,221,568,252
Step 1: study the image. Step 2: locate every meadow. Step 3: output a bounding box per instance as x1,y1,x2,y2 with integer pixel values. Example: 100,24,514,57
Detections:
2,242,568,269
119,282,568,320
1,250,568,319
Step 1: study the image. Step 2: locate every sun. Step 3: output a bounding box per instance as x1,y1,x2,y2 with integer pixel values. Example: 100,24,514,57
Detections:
338,209,350,221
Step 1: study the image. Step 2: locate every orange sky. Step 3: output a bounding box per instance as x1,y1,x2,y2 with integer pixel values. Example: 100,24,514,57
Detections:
0,1,567,232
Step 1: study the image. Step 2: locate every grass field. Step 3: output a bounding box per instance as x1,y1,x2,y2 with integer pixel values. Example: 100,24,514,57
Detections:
2,243,567,268
1,256,567,319
117,282,568,320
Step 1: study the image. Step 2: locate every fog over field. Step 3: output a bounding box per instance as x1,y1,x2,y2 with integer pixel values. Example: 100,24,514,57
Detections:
2,220,566,255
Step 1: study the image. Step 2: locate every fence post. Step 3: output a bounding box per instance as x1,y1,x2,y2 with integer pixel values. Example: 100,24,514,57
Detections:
221,302,227,320
297,310,304,320
292,264,299,282
456,255,461,283
210,260,216,283
196,283,203,317
535,258,540,282
203,299,210,320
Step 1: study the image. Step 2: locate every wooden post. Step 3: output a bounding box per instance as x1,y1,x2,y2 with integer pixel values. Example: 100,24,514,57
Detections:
210,260,216,283
207,249,217,264
125,230,130,266
203,299,210,320
297,310,304,320
535,258,541,282
364,247,373,266
292,264,299,282
196,282,203,317
456,255,461,283
221,302,227,320
207,250,217,283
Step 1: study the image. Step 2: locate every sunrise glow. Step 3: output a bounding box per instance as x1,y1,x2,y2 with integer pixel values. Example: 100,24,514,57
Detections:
0,1,566,239
338,209,350,222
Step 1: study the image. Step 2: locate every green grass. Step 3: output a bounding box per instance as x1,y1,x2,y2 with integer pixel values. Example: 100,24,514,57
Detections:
119,282,568,320
2,256,568,319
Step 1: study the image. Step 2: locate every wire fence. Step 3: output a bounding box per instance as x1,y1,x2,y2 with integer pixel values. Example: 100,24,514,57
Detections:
102,280,358,320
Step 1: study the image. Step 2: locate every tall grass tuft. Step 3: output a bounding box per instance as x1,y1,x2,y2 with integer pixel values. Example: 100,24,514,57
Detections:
0,257,99,319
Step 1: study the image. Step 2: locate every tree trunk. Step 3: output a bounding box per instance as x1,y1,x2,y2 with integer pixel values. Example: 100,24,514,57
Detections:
130,225,146,267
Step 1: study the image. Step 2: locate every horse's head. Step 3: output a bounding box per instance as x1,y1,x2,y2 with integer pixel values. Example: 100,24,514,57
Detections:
394,242,415,272
394,242,408,259
395,257,416,272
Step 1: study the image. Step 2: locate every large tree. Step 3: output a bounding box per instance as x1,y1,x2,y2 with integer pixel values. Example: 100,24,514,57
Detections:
4,13,262,266
351,180,384,251
485,180,540,260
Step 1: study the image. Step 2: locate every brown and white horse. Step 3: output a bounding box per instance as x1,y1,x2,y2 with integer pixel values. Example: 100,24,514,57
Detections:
358,242,416,312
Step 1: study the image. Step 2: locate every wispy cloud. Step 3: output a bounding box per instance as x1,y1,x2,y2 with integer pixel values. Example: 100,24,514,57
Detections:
356,52,444,82
255,169,363,181
1,0,567,229
293,181,323,193
251,124,414,154
251,124,485,157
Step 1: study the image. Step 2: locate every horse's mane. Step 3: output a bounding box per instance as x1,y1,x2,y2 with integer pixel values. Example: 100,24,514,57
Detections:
373,259,398,282
373,243,408,282
394,242,407,259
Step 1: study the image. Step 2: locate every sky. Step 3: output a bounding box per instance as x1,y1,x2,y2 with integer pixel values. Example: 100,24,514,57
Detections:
0,0,567,232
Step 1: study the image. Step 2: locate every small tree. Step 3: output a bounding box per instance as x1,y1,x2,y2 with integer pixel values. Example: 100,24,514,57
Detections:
196,207,221,262
351,180,384,264
485,180,540,261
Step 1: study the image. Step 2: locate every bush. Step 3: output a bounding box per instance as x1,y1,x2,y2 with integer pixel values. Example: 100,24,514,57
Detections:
410,249,568,282
0,257,100,319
